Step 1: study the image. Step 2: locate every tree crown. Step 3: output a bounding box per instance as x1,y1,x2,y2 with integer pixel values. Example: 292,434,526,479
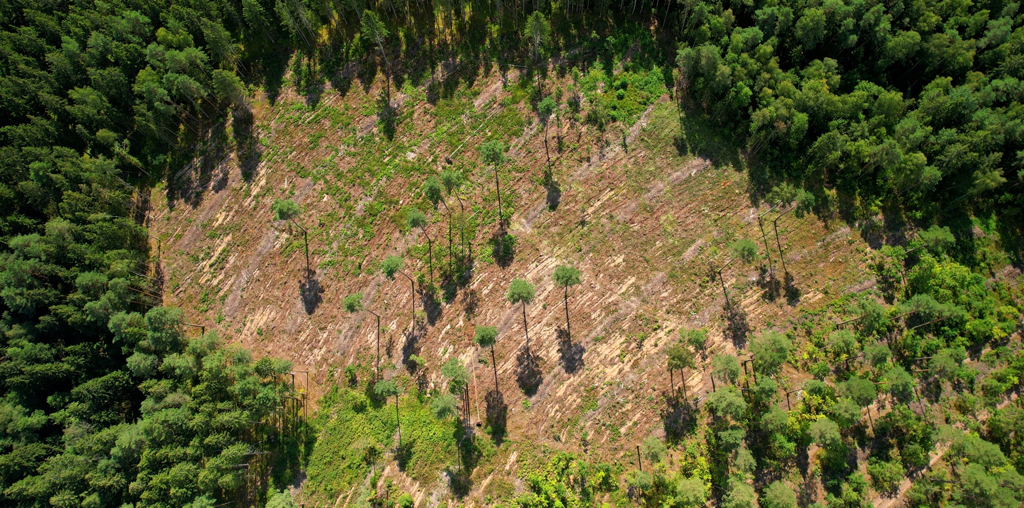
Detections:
406,208,428,230
374,378,400,398
552,265,581,289
667,342,696,372
506,279,535,304
380,255,402,280
272,198,301,221
422,177,443,207
479,140,506,166
441,358,469,395
343,293,363,313
474,326,498,348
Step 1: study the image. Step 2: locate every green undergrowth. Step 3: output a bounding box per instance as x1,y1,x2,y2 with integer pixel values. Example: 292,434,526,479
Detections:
305,379,465,499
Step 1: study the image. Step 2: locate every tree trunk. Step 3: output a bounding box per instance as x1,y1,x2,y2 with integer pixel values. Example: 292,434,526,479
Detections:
395,395,401,445
563,286,571,339
521,301,530,350
491,345,499,391
494,167,504,228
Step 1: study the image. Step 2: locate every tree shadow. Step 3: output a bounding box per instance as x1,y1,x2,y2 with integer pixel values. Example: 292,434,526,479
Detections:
515,347,543,397
661,393,698,445
757,267,782,301
556,327,585,374
784,272,801,306
401,326,425,370
461,288,479,318
484,389,507,446
544,169,562,211
395,439,415,472
488,231,516,268
299,273,323,315
724,303,750,348
420,290,442,326
232,107,261,182
376,91,397,140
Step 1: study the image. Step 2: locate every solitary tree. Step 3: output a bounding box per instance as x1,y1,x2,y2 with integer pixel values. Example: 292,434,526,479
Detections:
440,170,467,260
681,328,709,362
538,96,557,162
730,238,759,264
374,379,402,443
423,176,454,273
381,255,416,332
361,10,391,97
345,293,381,377
552,265,581,339
479,140,507,226
406,209,433,285
524,11,551,62
506,279,536,350
474,326,500,392
442,357,470,420
272,198,310,277
667,342,696,397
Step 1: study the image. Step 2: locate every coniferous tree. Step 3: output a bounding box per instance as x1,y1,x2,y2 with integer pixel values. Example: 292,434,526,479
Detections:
506,279,536,350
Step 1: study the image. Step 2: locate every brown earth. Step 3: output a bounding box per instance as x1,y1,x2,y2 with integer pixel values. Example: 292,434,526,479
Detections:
148,66,879,505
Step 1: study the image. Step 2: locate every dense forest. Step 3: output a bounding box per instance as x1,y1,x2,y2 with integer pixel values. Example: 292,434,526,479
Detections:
0,0,1022,506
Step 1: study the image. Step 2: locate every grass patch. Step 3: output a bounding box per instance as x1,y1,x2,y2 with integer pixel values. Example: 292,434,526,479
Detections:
305,383,462,499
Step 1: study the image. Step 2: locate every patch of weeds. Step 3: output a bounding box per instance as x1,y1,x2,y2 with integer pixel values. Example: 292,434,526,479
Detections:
307,132,327,149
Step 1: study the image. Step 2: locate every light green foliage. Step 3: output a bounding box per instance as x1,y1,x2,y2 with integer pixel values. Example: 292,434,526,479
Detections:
538,96,557,121
267,490,297,508
681,328,709,358
826,329,858,360
343,293,364,313
673,476,707,507
306,386,460,496
712,354,742,385
707,385,747,422
406,209,428,231
667,342,696,374
867,458,904,494
750,331,791,375
523,12,551,58
474,326,498,348
381,255,402,280
884,365,916,402
422,177,443,208
272,198,302,221
641,436,667,463
830,398,862,430
808,418,842,450
506,279,536,305
479,140,506,166
440,170,463,194
840,377,877,408
552,265,581,289
430,393,458,420
722,477,756,508
729,238,759,263
441,358,469,396
761,481,797,508
397,493,414,508
516,453,617,506
374,379,400,399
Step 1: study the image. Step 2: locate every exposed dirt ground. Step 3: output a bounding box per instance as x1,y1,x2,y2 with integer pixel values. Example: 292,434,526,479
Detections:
148,65,879,505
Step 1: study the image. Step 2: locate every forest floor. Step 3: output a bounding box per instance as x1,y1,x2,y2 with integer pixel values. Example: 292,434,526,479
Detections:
148,59,899,506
